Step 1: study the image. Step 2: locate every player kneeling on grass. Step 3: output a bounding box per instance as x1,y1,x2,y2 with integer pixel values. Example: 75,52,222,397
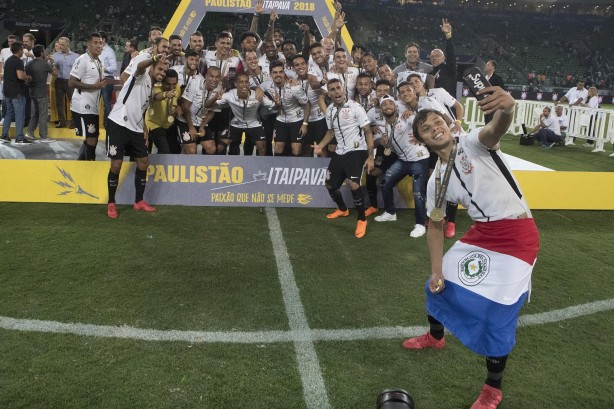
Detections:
106,55,167,218
402,86,539,409
313,78,375,239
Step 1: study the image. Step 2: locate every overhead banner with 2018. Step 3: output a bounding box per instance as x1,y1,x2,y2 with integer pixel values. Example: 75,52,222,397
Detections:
165,0,353,54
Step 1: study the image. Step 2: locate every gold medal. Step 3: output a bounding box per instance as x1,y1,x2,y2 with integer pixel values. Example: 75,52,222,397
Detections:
167,115,175,124
384,147,392,156
430,207,445,222
148,108,155,117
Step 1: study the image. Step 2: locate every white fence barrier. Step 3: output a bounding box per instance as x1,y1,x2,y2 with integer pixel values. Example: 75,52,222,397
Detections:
463,98,614,152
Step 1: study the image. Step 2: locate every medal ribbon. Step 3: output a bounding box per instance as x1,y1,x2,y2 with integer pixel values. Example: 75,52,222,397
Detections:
434,141,458,212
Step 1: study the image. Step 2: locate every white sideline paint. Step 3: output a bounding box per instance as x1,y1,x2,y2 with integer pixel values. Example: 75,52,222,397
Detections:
265,207,331,409
1,299,612,344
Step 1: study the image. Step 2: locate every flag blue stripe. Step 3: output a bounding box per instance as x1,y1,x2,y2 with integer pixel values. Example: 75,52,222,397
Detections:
426,280,527,357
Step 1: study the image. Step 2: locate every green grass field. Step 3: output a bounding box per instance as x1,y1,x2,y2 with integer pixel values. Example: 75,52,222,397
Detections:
1,203,613,409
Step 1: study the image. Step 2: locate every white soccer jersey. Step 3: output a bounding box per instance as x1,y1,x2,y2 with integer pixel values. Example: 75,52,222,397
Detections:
296,77,324,122
397,70,428,86
426,128,531,222
354,90,376,113
247,69,270,89
372,117,429,162
307,58,330,81
257,55,279,80
327,67,359,101
123,53,151,78
427,88,458,119
326,100,371,155
171,64,203,89
216,89,275,128
204,51,241,79
108,72,153,133
70,53,103,115
556,114,569,130
182,76,222,127
261,81,308,123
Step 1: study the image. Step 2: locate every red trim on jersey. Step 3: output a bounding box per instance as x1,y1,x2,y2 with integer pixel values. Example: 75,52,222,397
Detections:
460,218,540,265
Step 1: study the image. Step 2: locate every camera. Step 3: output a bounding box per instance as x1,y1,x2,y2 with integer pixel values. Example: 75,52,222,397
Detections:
376,389,415,409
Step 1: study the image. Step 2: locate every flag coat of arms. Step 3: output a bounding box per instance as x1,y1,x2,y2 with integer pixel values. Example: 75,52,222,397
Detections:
426,218,539,357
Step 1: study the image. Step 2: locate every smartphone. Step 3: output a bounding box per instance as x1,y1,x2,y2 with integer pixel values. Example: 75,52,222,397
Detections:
463,67,492,101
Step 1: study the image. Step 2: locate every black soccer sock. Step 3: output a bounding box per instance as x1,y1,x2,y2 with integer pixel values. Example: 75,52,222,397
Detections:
366,174,378,208
107,170,119,204
134,169,147,203
427,315,445,340
77,141,87,160
327,186,347,212
485,355,508,390
85,143,97,161
446,201,458,223
351,188,366,221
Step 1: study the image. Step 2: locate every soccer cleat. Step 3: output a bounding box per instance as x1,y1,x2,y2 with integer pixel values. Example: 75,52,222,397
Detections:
470,384,503,409
445,222,456,238
133,200,156,212
15,139,33,144
107,203,118,219
355,220,367,239
402,332,445,350
374,211,397,222
410,224,426,238
365,206,379,217
326,208,349,219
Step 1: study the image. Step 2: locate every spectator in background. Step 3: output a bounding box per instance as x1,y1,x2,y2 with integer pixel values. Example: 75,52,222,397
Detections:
99,32,118,130
1,41,31,144
553,105,570,146
483,60,505,124
529,106,561,149
583,86,599,147
430,19,457,98
393,42,433,76
50,37,78,128
21,33,36,127
351,44,366,71
120,39,138,73
0,35,19,126
25,45,57,142
557,79,588,106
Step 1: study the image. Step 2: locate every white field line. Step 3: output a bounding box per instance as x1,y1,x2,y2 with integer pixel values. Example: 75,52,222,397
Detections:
265,207,331,409
1,300,612,344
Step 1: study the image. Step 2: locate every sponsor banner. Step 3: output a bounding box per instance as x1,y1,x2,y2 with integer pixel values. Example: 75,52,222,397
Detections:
165,0,353,56
115,155,411,208
1,158,613,209
462,88,614,104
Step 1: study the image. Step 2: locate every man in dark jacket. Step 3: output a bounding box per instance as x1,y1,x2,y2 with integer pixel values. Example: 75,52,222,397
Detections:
430,19,457,99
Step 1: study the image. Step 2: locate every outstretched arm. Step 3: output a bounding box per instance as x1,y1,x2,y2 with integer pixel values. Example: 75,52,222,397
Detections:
477,86,516,148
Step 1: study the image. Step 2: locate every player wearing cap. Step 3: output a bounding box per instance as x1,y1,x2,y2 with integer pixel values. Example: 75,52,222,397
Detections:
372,95,430,238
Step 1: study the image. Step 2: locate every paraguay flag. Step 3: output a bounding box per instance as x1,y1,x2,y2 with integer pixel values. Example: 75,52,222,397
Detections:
426,218,540,357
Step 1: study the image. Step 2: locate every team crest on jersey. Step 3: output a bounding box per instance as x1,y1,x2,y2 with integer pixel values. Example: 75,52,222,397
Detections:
458,251,490,286
85,104,90,110
87,124,96,134
458,148,473,175
108,144,118,156
462,87,470,97
182,131,191,141
341,108,351,119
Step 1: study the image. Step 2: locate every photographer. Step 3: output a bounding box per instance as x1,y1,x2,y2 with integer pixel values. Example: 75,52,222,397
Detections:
528,106,562,149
